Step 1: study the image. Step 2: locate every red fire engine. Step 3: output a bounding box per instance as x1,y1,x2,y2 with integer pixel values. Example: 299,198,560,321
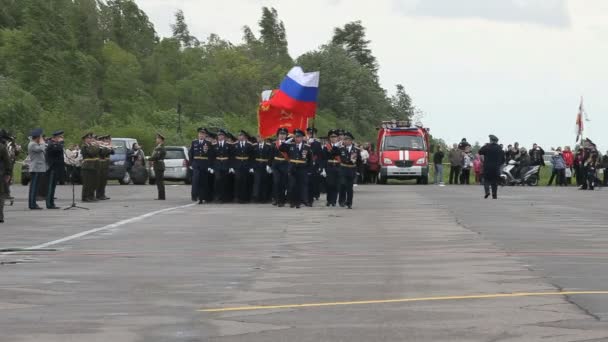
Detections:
376,120,430,184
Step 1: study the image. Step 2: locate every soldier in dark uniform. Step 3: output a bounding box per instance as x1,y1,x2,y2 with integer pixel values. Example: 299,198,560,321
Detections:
149,133,167,200
206,132,217,202
306,127,323,205
80,133,99,202
282,129,311,209
252,134,273,203
212,129,234,203
479,135,505,199
45,130,65,209
338,132,361,209
225,132,237,202
189,128,214,204
231,131,253,203
0,130,11,222
271,127,289,207
322,129,341,207
96,135,113,200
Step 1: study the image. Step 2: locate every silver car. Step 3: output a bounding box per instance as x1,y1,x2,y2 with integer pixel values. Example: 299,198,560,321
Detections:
148,146,192,184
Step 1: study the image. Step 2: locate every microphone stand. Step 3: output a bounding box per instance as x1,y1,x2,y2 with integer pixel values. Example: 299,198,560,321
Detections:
64,166,88,210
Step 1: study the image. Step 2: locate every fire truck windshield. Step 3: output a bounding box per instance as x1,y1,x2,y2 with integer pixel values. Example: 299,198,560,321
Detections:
383,135,425,151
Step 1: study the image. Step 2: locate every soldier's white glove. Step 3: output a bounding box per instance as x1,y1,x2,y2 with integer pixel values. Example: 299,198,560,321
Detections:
249,168,254,173
308,138,315,144
229,168,235,174
285,138,293,143
207,168,214,174
266,165,272,174
321,169,327,178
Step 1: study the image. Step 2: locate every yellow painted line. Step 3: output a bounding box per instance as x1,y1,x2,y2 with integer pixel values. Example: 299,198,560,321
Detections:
199,291,608,313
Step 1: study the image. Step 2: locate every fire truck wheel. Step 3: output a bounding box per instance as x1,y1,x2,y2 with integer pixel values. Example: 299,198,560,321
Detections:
421,175,429,185
377,173,387,185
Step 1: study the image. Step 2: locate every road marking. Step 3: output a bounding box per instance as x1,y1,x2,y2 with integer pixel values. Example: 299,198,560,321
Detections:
1,204,196,255
199,291,608,313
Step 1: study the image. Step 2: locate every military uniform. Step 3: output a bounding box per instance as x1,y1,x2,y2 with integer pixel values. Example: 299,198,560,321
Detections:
45,131,65,209
271,128,290,207
233,132,254,203
252,140,273,203
149,135,167,200
479,135,505,199
322,131,341,206
80,134,100,202
0,137,10,222
212,131,233,203
306,128,323,205
338,133,361,209
96,137,113,200
283,130,312,208
189,129,214,203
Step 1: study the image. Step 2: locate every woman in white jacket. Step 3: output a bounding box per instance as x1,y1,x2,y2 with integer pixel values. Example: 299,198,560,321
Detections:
27,128,47,210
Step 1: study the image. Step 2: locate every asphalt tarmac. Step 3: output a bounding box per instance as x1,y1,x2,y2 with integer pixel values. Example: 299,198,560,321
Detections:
1,183,608,341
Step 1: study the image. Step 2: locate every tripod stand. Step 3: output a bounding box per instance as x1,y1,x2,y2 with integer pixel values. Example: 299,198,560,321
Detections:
64,168,88,210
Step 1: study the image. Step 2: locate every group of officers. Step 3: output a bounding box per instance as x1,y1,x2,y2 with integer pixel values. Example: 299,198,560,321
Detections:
78,133,115,202
185,127,362,209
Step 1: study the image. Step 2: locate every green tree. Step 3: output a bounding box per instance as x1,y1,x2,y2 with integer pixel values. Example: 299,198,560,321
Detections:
390,84,414,121
171,9,198,48
332,21,378,76
0,76,42,140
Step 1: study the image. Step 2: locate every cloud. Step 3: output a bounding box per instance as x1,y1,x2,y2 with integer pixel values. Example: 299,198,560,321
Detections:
394,0,571,28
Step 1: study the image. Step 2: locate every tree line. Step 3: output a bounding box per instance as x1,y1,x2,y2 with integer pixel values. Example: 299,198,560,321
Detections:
0,0,419,151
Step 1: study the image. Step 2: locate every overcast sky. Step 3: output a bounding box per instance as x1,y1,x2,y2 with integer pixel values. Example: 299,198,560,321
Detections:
137,0,608,150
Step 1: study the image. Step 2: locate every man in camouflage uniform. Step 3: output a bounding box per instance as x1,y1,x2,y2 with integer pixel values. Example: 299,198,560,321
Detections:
96,135,113,200
149,133,167,200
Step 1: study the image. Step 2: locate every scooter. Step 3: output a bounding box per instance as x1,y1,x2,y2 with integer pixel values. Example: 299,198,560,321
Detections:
500,160,540,186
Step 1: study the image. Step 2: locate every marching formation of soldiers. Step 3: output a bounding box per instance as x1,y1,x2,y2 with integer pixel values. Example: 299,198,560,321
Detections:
188,127,362,209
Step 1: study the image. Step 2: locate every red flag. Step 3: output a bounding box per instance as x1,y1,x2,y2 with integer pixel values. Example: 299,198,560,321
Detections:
258,100,308,138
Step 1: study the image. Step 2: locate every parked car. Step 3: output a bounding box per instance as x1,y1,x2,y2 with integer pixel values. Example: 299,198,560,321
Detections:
109,138,138,185
148,146,192,185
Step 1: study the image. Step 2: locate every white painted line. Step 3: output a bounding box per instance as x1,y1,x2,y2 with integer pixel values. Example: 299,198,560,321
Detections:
2,204,196,255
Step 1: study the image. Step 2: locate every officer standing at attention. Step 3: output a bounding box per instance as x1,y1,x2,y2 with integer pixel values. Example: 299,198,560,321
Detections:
338,132,361,209
80,133,99,202
189,128,214,204
271,127,289,207
479,134,505,199
252,134,273,203
149,133,167,200
0,131,11,222
212,129,233,203
96,135,113,200
233,130,254,203
282,129,311,209
322,129,341,207
45,130,65,209
305,127,323,205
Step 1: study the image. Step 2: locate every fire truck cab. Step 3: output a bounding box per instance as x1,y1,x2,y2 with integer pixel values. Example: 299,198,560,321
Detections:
376,120,430,184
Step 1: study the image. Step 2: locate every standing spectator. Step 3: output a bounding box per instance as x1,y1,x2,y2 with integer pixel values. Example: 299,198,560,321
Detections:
359,143,370,184
448,144,463,184
574,147,585,187
601,151,608,186
529,143,545,167
548,147,566,186
458,138,470,151
27,128,47,210
562,146,574,185
473,153,483,184
433,146,445,185
460,148,473,184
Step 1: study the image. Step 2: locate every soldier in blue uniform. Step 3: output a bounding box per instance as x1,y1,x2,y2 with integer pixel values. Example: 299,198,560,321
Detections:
233,130,254,203
338,132,361,209
212,129,234,203
282,129,311,209
306,127,323,206
189,128,214,204
271,127,289,207
252,134,273,203
322,129,341,207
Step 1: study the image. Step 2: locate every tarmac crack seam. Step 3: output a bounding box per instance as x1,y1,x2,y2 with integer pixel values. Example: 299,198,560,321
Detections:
199,291,608,313
0,204,196,256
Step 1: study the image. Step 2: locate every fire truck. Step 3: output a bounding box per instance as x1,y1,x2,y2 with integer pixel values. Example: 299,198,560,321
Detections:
376,120,430,184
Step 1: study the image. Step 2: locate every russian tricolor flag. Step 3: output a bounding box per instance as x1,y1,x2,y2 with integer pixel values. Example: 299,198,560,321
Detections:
270,67,320,118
